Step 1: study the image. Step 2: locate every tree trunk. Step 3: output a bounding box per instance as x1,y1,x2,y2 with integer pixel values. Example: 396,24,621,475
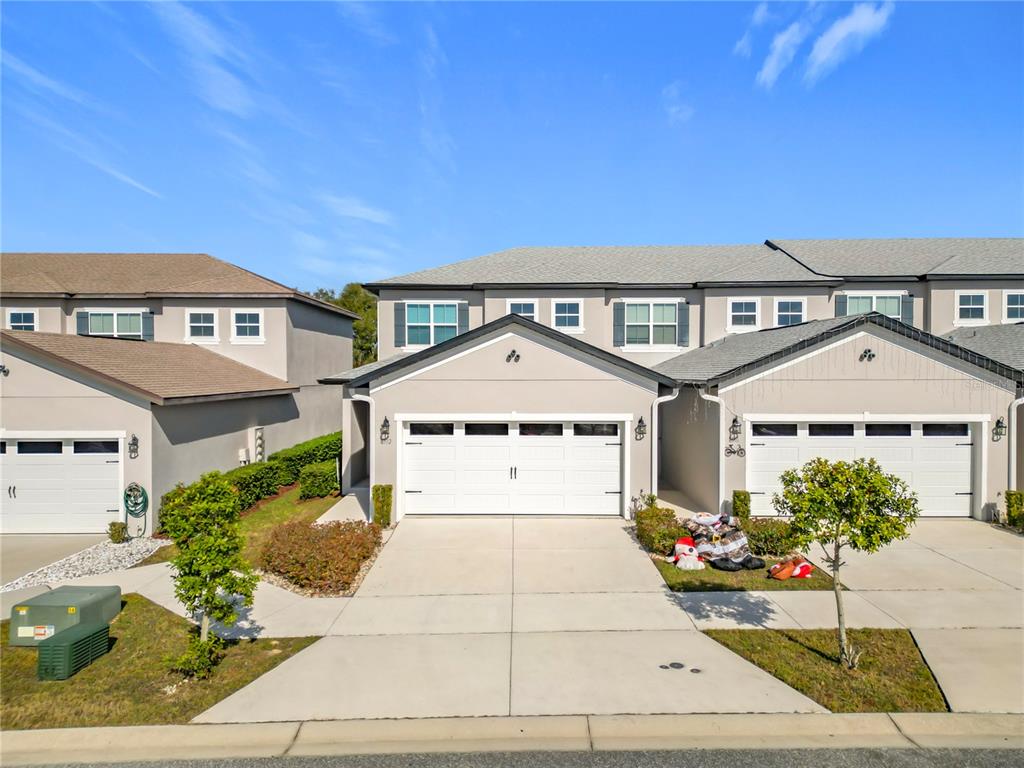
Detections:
200,613,210,644
832,540,854,668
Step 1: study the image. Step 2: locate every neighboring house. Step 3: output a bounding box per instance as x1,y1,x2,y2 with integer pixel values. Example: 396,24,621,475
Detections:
325,238,1023,523
0,252,356,535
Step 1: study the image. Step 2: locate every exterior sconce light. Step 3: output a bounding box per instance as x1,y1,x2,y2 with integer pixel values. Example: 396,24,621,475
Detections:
127,433,139,459
729,416,742,441
635,417,647,441
380,417,390,443
993,417,1006,440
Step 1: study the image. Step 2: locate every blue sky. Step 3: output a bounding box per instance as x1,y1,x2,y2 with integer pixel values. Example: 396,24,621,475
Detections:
2,1,1022,291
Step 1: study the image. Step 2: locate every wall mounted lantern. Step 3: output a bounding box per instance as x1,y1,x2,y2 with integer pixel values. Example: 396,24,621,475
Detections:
380,417,390,443
993,417,1007,440
635,417,647,441
127,433,140,459
729,416,742,441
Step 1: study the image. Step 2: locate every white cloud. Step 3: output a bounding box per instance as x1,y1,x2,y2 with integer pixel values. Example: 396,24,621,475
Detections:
2,52,96,108
319,193,395,226
752,2,771,27
661,81,695,125
805,2,895,84
733,2,771,58
417,24,456,177
336,1,397,45
756,20,812,89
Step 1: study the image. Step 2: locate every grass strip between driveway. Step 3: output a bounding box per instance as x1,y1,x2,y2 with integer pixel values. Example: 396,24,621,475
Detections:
705,627,948,713
654,557,835,592
1,593,316,730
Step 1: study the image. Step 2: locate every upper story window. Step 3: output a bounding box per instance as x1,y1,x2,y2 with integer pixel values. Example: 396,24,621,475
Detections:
407,302,457,345
727,298,759,332
625,302,676,345
775,299,804,326
954,291,987,325
552,300,582,332
1004,291,1022,322
231,309,265,343
87,311,143,339
186,310,218,342
844,293,902,319
507,300,537,321
7,309,36,331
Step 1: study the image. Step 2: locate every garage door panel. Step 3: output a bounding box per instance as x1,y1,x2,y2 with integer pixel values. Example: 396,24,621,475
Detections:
517,469,566,485
462,468,510,484
572,469,619,485
406,469,457,486
566,493,621,514
405,493,457,512
460,493,513,511
574,445,619,461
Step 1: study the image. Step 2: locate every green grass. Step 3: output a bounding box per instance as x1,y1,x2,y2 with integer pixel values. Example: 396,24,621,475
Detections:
705,628,948,713
1,594,316,730
138,486,339,568
654,557,834,592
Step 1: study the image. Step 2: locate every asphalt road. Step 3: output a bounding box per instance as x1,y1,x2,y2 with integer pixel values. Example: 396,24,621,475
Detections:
40,749,1024,768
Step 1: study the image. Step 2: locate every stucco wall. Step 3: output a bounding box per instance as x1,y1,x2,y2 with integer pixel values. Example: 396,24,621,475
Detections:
377,289,485,359
703,288,832,345
926,280,1024,335
0,298,65,333
286,301,353,385
660,387,720,513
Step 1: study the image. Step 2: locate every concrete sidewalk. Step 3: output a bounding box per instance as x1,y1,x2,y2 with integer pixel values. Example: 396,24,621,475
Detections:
2,713,1022,765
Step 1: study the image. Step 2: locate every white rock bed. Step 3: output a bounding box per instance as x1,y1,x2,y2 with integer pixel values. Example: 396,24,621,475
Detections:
1,538,171,592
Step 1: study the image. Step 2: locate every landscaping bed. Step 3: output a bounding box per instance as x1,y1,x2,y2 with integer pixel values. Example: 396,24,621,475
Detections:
654,556,834,592
1,594,315,730
705,628,947,713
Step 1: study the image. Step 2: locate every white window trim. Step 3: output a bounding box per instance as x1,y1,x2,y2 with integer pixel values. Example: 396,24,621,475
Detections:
505,298,539,321
840,290,906,319
80,308,146,338
953,290,988,327
402,300,461,349
618,299,680,348
6,307,38,331
773,297,806,328
230,308,266,344
184,308,220,344
550,298,585,334
726,297,761,333
1002,289,1024,324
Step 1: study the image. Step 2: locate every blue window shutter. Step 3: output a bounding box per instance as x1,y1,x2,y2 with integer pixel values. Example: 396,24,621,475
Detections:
394,303,406,347
677,302,689,347
612,302,625,347
76,312,89,335
457,302,469,335
900,295,914,326
141,312,154,341
835,295,847,317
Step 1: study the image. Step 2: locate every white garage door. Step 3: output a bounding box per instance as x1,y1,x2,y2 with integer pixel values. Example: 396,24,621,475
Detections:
401,420,624,516
747,422,973,517
0,438,122,533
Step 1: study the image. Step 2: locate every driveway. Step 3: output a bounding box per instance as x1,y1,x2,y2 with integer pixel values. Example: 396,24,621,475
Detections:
196,516,823,722
0,534,104,585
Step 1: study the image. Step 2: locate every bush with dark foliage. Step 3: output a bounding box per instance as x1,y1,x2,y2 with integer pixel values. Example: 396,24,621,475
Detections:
372,484,393,527
299,460,339,499
261,520,381,593
222,462,283,510
269,432,342,485
635,504,687,555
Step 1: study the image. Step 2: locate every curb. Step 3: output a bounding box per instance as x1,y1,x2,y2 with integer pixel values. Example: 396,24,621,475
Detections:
1,713,1021,765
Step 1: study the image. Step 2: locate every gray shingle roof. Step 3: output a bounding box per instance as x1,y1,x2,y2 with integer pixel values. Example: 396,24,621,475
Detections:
771,238,1024,278
321,354,406,383
945,323,1024,371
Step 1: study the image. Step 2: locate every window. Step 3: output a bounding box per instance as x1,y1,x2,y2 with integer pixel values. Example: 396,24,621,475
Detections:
73,440,119,454
552,300,582,331
186,310,217,341
923,423,969,437
465,423,509,436
86,311,143,339
519,423,563,436
808,423,855,437
775,299,804,327
1004,291,1023,322
751,423,797,437
0,441,6,454
405,302,458,346
8,309,36,331
410,423,454,435
573,423,618,437
623,302,676,346
866,423,912,437
232,310,264,342
955,292,987,324
844,294,902,319
507,300,536,321
18,441,63,454
728,299,759,331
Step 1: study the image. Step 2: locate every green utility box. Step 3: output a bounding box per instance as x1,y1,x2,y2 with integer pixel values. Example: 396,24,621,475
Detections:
9,585,121,647
37,622,110,681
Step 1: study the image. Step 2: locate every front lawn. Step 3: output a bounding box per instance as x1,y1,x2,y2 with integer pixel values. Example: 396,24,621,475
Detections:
138,485,338,567
706,628,947,713
1,594,315,730
654,557,834,592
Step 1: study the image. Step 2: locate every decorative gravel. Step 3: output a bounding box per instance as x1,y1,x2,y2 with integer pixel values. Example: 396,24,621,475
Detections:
1,538,171,592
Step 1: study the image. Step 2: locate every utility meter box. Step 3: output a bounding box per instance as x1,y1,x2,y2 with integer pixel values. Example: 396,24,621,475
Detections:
8,586,121,647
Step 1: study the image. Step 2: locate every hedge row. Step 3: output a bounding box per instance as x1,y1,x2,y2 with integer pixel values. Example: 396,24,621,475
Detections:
1007,490,1024,533
269,432,342,485
372,484,393,527
260,520,381,593
299,460,339,499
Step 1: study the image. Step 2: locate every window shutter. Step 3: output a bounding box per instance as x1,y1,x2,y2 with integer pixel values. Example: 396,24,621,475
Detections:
834,295,847,317
141,312,155,341
76,311,89,335
612,302,625,347
457,302,469,335
394,302,406,348
900,295,914,326
677,302,689,347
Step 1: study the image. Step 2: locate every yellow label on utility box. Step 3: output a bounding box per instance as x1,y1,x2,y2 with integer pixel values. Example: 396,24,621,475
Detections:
15,607,27,615
68,606,76,614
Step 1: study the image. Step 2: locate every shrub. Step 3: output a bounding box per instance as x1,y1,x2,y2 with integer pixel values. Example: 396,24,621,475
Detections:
299,460,339,499
223,461,283,510
732,490,751,523
635,504,687,555
107,521,129,544
169,633,225,680
269,432,342,485
743,518,796,556
1007,490,1024,532
261,520,381,593
372,484,393,527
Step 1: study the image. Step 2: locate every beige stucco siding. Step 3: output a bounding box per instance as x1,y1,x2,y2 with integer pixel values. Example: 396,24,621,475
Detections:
926,280,1024,335
703,288,832,345
377,289,485,359
660,387,719,514
0,299,65,333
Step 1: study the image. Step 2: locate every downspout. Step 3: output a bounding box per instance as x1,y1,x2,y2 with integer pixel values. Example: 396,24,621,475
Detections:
698,387,726,514
351,392,375,523
1010,394,1024,491
650,387,680,497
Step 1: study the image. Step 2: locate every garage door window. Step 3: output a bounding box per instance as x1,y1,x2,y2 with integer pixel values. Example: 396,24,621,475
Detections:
923,423,969,437
752,423,797,437
0,441,5,453
465,423,509,436
18,441,63,454
409,423,454,436
73,440,119,454
866,424,912,437
519,423,563,436
573,423,618,436
808,423,855,437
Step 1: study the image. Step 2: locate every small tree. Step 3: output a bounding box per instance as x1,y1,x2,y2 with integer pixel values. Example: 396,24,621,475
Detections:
773,457,919,669
161,472,258,674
